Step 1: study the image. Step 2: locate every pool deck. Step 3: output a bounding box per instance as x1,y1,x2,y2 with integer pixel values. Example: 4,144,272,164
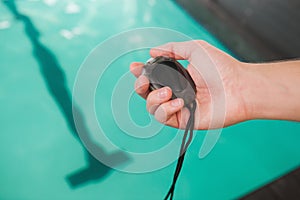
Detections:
175,0,300,62
242,167,300,199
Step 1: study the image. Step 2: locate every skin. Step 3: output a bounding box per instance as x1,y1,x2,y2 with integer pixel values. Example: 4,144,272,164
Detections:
130,40,300,130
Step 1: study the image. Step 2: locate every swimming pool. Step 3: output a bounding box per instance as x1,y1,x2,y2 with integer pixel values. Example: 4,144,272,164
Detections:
1,1,300,199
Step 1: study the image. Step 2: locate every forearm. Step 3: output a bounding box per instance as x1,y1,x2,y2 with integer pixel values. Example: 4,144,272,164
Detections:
241,60,300,121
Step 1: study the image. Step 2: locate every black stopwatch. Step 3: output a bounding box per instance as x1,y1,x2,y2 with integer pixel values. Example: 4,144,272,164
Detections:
143,56,196,107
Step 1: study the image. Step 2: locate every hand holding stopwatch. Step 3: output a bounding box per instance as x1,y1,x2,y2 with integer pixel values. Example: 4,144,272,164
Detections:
143,56,196,106
143,56,197,200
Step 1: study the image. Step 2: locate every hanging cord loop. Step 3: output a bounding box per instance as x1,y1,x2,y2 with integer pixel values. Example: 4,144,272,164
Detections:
164,100,197,200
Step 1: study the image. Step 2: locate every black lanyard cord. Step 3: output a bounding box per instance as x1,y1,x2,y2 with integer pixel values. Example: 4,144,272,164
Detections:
164,100,197,200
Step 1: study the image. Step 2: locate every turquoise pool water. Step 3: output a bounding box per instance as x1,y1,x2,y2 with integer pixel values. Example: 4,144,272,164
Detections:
1,0,300,199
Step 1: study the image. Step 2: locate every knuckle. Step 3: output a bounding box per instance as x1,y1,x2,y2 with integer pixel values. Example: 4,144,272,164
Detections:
134,84,144,94
154,105,168,123
134,79,147,94
197,39,205,44
146,91,155,103
146,93,158,113
147,104,158,115
197,39,209,47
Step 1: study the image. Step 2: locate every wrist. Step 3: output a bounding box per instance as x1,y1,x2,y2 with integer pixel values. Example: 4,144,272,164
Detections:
239,62,278,120
240,61,300,121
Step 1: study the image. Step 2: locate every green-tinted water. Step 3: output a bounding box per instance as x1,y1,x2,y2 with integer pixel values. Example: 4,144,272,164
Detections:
1,0,300,199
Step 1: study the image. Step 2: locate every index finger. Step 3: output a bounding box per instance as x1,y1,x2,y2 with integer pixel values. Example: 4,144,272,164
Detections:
149,40,205,61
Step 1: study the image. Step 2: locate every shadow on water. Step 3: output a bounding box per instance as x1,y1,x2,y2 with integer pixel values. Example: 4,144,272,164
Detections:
3,0,129,188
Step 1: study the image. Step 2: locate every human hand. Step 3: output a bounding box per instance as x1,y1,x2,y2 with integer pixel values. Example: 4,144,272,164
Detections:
130,40,250,130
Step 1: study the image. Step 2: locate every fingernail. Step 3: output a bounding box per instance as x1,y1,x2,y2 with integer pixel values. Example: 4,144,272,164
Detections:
158,88,169,99
171,99,183,107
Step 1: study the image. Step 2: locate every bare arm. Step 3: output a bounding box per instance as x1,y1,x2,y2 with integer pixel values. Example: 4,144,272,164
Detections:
242,60,300,121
